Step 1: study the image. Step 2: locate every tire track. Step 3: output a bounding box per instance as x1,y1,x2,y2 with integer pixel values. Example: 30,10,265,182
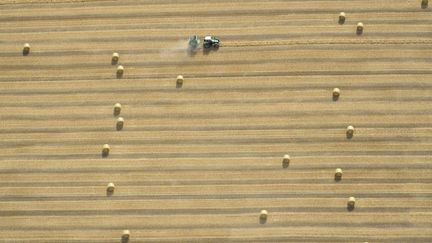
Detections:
3,19,432,34
2,163,432,174
0,150,430,161
1,136,430,149
3,57,432,71
2,178,431,187
2,44,431,57
1,8,429,22
1,192,431,202
2,70,432,82
2,121,430,134
3,82,432,95
1,109,431,121
1,97,432,108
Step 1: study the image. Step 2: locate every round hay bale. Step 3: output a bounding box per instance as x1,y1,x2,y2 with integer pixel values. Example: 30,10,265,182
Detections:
112,52,119,62
333,88,340,97
346,125,355,135
339,12,346,24
335,168,343,179
422,0,428,8
357,22,364,34
348,196,356,207
283,154,290,164
114,103,122,115
107,182,115,192
117,117,124,125
116,117,124,130
117,65,124,75
260,210,268,220
122,230,130,240
102,144,110,156
177,75,184,85
23,43,30,54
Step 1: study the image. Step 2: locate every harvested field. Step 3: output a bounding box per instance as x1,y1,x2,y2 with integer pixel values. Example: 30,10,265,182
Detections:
0,0,431,242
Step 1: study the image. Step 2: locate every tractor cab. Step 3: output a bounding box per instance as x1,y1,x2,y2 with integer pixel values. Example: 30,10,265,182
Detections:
203,36,220,49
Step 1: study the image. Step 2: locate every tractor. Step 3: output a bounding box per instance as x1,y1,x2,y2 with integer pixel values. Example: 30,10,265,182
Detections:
203,36,220,49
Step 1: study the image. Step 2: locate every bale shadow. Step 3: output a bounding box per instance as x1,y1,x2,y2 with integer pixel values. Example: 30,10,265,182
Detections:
176,82,183,89
106,190,114,197
332,95,339,101
116,123,124,131
338,19,345,25
334,175,342,182
111,59,118,65
356,29,363,36
22,49,29,56
121,236,129,243
421,2,428,9
346,132,353,139
116,72,123,79
259,217,267,225
347,204,355,211
282,161,289,169
102,150,109,158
